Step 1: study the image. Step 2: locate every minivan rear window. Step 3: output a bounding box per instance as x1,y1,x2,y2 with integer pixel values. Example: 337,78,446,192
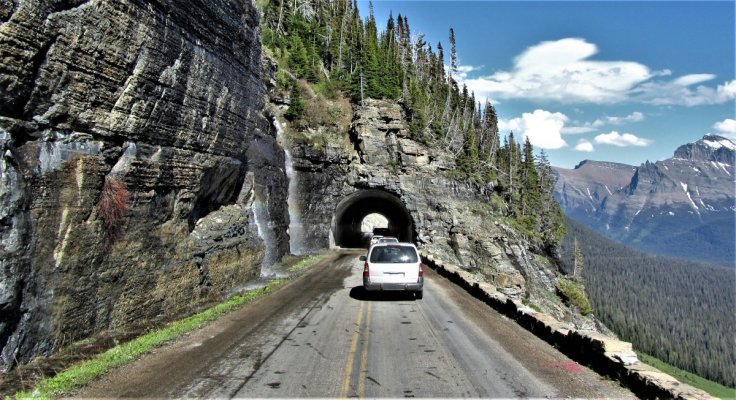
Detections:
369,246,418,263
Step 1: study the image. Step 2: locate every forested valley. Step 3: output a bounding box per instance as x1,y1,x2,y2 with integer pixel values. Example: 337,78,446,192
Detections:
560,218,736,387
259,0,565,249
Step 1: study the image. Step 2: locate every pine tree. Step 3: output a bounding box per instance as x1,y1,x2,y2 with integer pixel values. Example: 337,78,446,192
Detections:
449,27,458,82
481,100,499,166
285,84,306,121
536,150,566,245
521,136,541,218
507,131,517,194
573,237,584,277
289,35,310,78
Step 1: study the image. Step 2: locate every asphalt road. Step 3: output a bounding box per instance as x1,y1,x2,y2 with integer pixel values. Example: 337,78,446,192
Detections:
76,249,633,398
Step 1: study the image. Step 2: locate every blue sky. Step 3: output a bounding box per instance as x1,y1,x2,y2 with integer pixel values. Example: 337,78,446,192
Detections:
358,1,735,168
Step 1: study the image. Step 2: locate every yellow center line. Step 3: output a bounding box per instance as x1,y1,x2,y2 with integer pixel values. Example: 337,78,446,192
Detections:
358,302,373,399
340,301,364,398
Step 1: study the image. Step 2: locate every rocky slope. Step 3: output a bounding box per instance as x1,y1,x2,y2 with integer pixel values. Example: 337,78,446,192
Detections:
554,135,735,265
0,0,288,371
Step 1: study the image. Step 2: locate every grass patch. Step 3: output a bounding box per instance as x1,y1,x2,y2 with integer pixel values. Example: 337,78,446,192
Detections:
638,353,736,399
521,299,543,313
15,254,328,399
532,253,550,267
288,253,329,273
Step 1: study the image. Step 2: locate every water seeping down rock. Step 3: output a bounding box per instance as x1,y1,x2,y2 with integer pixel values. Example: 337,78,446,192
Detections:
0,0,288,370
0,0,587,372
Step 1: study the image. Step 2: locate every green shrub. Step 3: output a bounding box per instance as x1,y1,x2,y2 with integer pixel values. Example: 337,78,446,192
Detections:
556,277,592,315
313,79,342,100
275,68,292,89
303,94,334,128
284,85,306,121
515,215,538,235
490,193,506,213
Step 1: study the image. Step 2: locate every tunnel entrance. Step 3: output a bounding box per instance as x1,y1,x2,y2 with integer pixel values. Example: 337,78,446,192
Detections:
332,189,414,248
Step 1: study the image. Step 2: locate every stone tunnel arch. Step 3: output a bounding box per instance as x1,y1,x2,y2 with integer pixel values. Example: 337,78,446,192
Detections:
331,189,414,248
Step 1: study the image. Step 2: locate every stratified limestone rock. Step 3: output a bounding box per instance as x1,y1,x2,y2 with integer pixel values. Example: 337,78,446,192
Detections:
0,0,287,370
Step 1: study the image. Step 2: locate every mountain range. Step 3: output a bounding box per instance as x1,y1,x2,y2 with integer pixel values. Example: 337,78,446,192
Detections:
553,135,735,266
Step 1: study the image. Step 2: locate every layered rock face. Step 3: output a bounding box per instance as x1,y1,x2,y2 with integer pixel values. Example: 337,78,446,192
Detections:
0,0,288,370
284,99,561,311
554,135,735,265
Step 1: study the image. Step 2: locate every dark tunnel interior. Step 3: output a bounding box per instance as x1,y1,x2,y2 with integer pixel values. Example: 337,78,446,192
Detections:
332,189,415,248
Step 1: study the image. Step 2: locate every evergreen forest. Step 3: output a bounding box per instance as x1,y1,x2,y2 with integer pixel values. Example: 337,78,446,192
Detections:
560,218,736,388
259,0,566,249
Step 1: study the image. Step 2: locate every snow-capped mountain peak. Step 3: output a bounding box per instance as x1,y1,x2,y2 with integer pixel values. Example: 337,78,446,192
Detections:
674,135,735,164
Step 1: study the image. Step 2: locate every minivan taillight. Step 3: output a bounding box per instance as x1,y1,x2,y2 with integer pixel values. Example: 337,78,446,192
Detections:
418,263,424,278
363,262,369,278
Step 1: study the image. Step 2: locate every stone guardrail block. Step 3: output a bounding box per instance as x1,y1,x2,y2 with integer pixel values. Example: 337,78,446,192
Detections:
571,330,633,353
420,252,714,400
624,363,711,400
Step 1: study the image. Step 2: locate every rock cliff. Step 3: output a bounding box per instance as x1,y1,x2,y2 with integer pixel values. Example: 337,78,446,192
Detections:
0,0,288,370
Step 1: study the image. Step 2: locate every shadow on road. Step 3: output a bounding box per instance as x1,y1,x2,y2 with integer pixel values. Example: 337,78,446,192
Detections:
349,286,418,302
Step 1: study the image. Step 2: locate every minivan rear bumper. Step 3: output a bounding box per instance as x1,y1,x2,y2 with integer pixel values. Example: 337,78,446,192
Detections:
364,278,423,292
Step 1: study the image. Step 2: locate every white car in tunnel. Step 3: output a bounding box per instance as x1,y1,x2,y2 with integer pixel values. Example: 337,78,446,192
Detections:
368,235,384,247
360,243,424,299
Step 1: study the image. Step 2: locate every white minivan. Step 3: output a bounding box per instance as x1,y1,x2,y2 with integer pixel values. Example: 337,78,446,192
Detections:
360,243,424,299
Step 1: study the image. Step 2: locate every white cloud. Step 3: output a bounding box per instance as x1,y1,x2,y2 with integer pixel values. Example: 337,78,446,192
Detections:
562,112,645,134
602,112,645,125
457,38,734,107
673,74,716,86
499,109,568,149
721,80,736,97
454,65,483,80
462,38,652,104
635,79,736,106
594,131,652,147
574,139,595,152
713,118,736,141
562,126,598,134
